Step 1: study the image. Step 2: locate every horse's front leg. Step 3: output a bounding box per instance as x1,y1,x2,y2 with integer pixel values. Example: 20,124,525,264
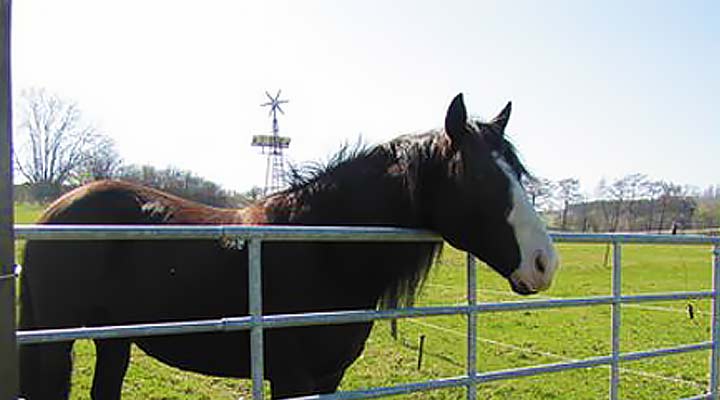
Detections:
19,341,74,400
91,339,131,400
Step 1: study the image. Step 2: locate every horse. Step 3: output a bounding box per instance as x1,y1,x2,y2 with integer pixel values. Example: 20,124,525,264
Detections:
18,93,559,399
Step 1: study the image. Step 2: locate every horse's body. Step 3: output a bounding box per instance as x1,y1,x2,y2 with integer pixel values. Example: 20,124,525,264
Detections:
19,94,559,399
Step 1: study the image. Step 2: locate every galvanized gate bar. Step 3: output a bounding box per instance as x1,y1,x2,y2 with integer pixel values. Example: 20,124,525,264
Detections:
17,292,712,344
293,376,471,400
293,341,715,400
14,225,720,245
711,244,720,396
681,394,713,400
249,239,265,399
17,316,255,344
551,232,720,245
15,291,718,344
0,1,17,399
610,242,622,399
466,254,477,400
14,224,440,242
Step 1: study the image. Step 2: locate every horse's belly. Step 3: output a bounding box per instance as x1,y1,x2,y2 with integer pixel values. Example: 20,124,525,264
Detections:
135,332,251,377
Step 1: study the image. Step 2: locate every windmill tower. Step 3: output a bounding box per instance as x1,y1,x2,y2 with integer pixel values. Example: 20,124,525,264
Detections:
252,90,291,195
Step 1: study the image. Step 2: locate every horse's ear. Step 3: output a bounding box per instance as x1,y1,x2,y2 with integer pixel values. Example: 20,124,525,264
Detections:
490,101,512,134
444,93,469,146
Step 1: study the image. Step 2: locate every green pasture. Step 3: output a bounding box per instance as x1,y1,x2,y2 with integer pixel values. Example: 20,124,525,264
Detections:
12,203,718,399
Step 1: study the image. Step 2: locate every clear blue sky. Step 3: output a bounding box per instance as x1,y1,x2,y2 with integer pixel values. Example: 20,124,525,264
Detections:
11,0,720,196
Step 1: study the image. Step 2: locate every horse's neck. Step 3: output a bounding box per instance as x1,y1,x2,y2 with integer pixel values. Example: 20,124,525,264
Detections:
266,166,419,227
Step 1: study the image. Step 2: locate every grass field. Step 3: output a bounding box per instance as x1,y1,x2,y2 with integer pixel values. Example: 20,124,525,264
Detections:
12,203,718,399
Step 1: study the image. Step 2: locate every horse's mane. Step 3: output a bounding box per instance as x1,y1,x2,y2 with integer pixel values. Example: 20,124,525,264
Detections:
272,122,529,309
285,139,376,193
274,134,442,308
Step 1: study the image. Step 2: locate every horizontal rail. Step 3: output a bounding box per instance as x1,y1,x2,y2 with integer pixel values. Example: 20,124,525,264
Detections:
18,291,713,344
294,376,470,400
14,224,441,242
13,224,720,245
294,342,713,400
551,232,719,245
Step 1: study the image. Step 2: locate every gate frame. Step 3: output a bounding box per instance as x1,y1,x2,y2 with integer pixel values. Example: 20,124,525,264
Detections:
6,225,720,400
0,1,18,398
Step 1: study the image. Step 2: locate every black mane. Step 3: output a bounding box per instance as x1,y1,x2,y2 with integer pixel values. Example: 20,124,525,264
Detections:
286,122,531,199
278,133,444,308
276,125,530,309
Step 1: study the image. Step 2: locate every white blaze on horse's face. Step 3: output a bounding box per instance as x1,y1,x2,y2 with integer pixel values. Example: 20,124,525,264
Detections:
495,156,559,294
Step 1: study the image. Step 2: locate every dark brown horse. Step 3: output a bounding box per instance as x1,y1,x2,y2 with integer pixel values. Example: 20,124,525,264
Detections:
19,94,559,399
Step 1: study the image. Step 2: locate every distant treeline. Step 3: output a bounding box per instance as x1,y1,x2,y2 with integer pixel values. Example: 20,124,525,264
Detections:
14,164,250,208
546,191,720,234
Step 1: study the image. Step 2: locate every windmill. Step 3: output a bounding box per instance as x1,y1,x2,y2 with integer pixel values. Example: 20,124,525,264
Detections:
252,90,291,195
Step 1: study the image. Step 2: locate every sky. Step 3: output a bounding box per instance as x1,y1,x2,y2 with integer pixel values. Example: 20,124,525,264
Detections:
10,0,720,197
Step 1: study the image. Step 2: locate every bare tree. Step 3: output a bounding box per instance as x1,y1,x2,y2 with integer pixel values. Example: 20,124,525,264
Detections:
116,164,240,207
620,173,649,230
242,186,265,203
643,180,665,231
524,176,555,212
71,136,123,184
14,88,111,194
656,181,682,233
556,178,581,230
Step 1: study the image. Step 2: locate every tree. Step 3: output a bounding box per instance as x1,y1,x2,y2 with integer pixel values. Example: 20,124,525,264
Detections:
71,136,123,184
524,177,555,212
242,186,265,203
643,180,665,231
618,173,649,230
14,88,114,197
116,164,244,207
656,181,682,233
556,178,581,230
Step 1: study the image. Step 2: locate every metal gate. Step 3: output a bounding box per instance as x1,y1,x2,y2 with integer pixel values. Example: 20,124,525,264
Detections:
3,225,720,400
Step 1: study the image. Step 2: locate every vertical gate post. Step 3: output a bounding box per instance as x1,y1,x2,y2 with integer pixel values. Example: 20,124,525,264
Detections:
249,239,265,399
609,242,622,400
710,244,720,396
0,1,18,399
466,253,477,400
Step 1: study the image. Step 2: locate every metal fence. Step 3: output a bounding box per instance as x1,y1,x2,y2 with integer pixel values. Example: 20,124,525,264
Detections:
3,225,720,399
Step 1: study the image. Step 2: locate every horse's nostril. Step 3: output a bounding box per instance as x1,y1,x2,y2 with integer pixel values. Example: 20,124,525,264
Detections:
535,253,546,274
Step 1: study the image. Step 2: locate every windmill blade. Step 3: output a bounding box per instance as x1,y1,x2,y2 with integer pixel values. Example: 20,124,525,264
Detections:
276,104,285,114
275,89,282,100
265,91,275,102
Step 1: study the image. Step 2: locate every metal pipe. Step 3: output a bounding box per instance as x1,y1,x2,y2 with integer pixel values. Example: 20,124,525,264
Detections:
14,224,720,245
0,1,17,399
292,342,713,400
249,239,265,399
17,316,254,344
17,290,717,344
680,395,713,400
551,232,720,245
466,254,477,400
610,242,622,399
711,244,720,396
14,224,441,242
292,375,470,400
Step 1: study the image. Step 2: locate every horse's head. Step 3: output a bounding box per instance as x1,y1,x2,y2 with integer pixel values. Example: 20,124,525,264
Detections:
428,93,558,295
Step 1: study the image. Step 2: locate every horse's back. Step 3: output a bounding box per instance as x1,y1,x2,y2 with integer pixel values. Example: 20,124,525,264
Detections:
20,180,248,329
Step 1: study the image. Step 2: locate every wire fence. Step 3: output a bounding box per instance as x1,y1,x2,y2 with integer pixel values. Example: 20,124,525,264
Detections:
4,225,720,399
